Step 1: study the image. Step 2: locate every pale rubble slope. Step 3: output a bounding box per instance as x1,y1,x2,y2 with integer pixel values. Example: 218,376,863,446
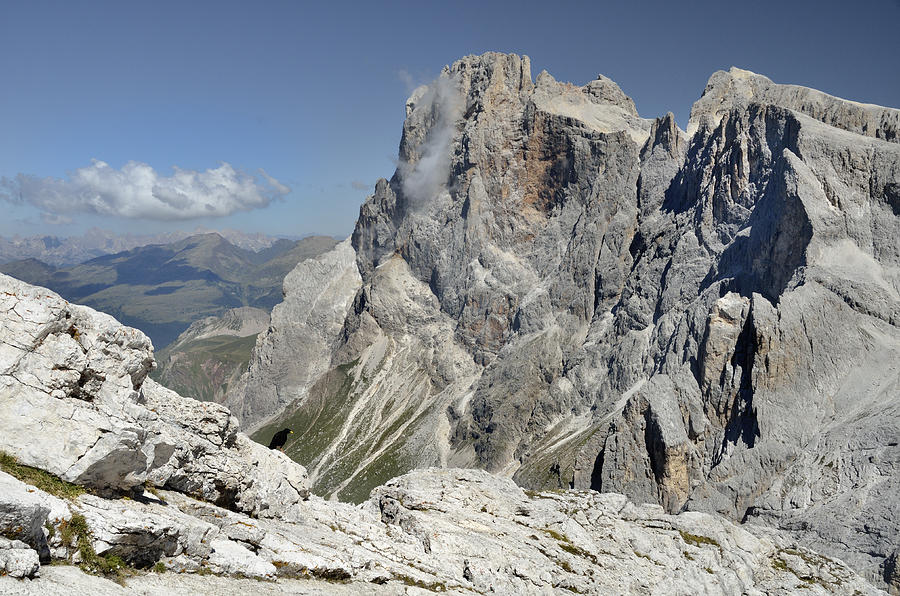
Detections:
224,53,900,589
165,306,270,345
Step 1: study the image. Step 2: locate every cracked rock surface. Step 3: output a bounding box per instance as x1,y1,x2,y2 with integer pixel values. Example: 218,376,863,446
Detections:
0,272,310,516
0,468,883,594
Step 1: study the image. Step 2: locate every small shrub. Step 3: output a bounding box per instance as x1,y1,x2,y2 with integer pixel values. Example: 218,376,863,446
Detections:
310,566,352,582
59,513,134,583
271,561,309,579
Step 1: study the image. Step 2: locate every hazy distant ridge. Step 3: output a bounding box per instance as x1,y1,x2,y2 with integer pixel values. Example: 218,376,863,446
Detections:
0,227,307,267
0,232,338,348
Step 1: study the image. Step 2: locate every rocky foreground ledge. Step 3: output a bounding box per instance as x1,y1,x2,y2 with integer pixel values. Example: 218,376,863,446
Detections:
0,272,884,593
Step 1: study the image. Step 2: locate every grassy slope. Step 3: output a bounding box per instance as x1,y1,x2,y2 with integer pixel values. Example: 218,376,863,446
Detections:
253,361,359,478
154,334,259,403
252,358,433,504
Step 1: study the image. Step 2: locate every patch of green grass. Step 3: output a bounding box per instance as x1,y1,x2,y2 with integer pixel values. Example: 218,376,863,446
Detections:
543,528,568,543
152,562,166,573
59,514,90,553
0,451,85,500
143,482,164,501
772,549,835,588
559,542,601,566
781,547,833,567
392,573,447,591
679,530,721,552
154,333,260,402
335,408,428,504
252,360,359,473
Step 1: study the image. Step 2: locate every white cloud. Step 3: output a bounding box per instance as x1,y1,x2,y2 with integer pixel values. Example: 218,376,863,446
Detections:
397,69,419,94
351,180,370,191
0,160,290,221
399,74,464,204
40,212,72,225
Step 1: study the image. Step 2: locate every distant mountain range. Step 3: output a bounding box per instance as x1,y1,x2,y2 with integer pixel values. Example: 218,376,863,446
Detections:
0,232,337,348
0,227,298,267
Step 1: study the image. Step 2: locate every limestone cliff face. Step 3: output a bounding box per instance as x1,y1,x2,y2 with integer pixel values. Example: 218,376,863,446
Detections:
224,238,362,431
229,54,900,587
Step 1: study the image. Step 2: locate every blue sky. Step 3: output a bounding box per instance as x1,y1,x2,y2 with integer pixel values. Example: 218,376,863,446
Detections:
1,0,898,239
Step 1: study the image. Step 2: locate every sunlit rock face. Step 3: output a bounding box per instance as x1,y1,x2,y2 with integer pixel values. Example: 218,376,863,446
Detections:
0,272,310,515
228,53,900,587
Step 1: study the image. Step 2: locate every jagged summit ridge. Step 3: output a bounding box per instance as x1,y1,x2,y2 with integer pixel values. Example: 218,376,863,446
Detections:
689,65,900,140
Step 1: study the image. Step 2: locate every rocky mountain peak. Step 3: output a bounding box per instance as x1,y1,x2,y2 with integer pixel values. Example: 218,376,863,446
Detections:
583,73,639,115
232,52,900,589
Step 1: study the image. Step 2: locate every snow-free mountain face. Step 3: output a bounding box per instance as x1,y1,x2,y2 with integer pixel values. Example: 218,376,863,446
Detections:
228,53,900,588
153,306,270,404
